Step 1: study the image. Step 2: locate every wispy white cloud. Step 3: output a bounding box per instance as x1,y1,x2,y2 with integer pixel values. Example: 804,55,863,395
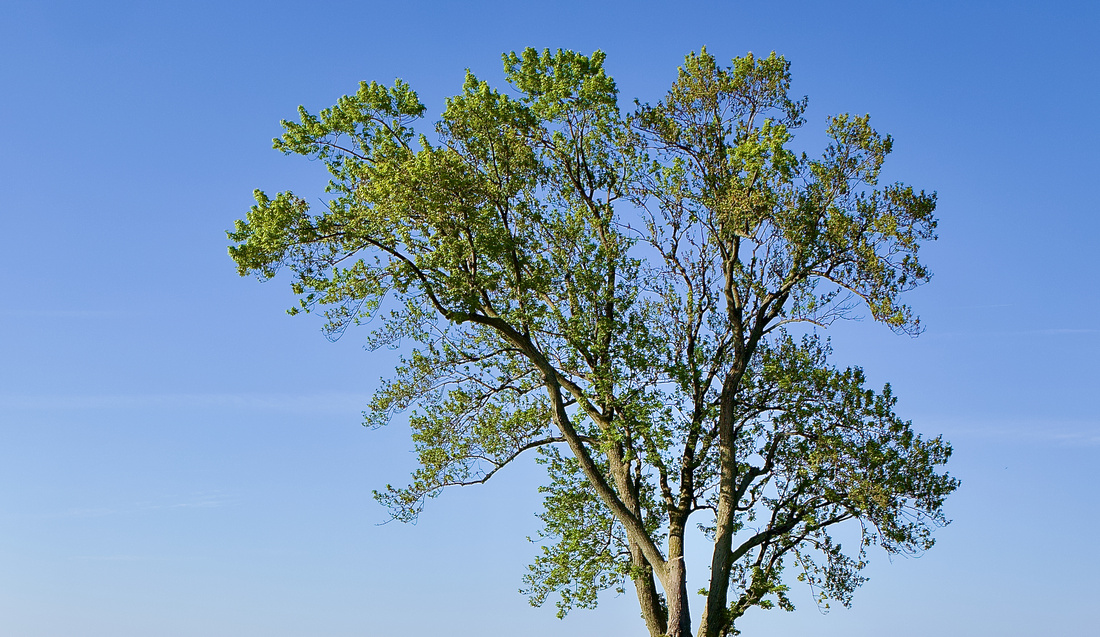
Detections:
927,328,1099,338
64,507,118,518
0,309,126,318
984,429,1100,446
71,554,201,562
942,303,1015,310
62,491,236,519
0,391,372,413
931,420,1100,446
140,491,235,511
72,555,155,562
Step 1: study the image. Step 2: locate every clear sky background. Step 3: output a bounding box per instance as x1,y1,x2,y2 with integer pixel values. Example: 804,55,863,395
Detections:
0,1,1097,635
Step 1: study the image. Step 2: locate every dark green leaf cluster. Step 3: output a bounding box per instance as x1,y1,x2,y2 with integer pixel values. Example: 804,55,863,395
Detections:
715,334,956,621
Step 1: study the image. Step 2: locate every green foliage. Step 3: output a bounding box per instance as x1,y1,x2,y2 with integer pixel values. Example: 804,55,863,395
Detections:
522,447,631,618
229,47,956,637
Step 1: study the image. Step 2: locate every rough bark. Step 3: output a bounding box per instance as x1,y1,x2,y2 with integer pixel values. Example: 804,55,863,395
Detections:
697,372,739,637
608,440,669,637
666,525,692,637
629,543,668,637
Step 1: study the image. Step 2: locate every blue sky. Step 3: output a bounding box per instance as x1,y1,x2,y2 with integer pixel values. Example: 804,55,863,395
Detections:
0,1,1097,635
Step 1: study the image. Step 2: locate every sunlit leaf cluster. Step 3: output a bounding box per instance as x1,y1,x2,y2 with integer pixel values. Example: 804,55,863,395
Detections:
230,47,956,637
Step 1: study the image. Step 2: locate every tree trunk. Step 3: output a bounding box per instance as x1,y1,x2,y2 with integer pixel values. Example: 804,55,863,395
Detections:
697,498,734,637
698,371,742,637
665,530,692,637
629,542,668,637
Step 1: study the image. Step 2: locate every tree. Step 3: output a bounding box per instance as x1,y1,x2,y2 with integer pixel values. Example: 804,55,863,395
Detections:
228,48,958,637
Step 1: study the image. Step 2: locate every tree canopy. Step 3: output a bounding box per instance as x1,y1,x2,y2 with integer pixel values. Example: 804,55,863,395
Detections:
228,47,957,637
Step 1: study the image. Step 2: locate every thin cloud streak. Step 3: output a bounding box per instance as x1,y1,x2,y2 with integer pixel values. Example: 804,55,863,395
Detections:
60,492,236,519
0,392,373,413
927,328,1099,338
71,555,156,562
141,492,235,511
0,309,126,318
70,555,202,562
933,422,1100,446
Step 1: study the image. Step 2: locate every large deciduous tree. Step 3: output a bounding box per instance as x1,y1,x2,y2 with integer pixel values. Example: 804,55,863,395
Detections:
228,48,957,637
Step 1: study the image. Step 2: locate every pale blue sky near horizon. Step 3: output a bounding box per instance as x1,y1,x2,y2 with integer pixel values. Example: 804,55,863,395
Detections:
1,1,1097,635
